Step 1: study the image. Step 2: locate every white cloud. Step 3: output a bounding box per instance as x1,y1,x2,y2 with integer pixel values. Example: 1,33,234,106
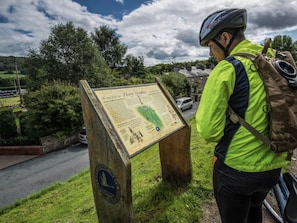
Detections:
116,0,124,4
1,0,297,66
0,0,117,56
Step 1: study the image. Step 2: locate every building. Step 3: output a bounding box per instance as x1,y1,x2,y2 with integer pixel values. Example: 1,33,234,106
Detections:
177,66,211,101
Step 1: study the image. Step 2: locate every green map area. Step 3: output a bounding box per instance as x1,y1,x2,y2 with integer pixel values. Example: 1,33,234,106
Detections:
137,105,163,129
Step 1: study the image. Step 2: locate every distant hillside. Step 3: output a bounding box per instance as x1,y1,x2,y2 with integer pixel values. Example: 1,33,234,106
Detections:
0,56,27,74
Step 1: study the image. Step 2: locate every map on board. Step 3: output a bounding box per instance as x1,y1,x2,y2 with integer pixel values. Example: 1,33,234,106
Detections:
94,84,185,156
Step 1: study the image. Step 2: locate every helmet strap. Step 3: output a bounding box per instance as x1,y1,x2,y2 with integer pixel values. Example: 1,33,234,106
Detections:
212,38,229,58
212,29,240,58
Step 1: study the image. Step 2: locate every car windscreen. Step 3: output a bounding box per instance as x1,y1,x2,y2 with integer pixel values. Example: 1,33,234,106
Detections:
176,100,182,105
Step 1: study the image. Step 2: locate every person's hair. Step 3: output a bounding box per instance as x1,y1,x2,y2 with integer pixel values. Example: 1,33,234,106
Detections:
214,27,245,42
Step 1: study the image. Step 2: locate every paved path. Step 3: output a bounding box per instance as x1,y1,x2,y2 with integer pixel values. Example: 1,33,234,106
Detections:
0,144,89,208
0,155,39,170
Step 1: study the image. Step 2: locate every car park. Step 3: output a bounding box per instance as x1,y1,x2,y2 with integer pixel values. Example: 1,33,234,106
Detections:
78,127,87,144
176,97,193,111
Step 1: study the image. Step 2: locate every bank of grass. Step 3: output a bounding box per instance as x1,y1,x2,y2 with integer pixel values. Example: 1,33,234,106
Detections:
0,119,215,223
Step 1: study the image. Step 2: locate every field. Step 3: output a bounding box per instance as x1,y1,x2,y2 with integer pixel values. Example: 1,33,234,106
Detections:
0,97,20,107
0,72,26,79
0,119,216,223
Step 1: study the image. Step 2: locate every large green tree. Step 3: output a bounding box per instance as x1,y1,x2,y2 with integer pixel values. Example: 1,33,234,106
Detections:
91,25,127,69
25,22,113,90
272,35,297,60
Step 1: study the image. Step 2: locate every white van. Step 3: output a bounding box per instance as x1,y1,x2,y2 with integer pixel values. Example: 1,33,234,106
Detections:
176,97,193,111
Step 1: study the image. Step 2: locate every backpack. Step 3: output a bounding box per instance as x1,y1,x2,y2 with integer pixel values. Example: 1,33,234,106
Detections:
228,38,297,160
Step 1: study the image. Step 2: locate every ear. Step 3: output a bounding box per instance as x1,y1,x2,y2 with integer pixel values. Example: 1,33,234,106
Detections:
221,32,231,47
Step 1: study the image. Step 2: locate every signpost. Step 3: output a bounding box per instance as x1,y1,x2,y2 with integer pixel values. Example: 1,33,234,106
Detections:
79,78,192,223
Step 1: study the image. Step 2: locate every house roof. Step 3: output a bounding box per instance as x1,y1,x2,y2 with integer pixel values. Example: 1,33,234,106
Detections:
178,66,211,78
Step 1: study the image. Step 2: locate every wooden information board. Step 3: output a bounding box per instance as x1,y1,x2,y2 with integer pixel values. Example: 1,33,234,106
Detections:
94,84,185,157
79,79,192,223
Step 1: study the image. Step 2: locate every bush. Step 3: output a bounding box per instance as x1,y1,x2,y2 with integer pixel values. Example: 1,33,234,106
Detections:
21,81,83,140
0,108,18,138
0,136,39,146
0,77,14,87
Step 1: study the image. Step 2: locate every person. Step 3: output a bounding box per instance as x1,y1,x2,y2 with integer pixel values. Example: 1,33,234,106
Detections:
195,8,289,223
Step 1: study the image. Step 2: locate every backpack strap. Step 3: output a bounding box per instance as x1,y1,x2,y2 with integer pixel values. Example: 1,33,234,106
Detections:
262,38,272,55
228,106,272,147
232,52,256,60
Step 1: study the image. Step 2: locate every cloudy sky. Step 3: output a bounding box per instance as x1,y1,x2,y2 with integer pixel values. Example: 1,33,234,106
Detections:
1,0,297,66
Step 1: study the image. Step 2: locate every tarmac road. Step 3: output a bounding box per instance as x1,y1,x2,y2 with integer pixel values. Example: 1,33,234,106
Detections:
0,144,89,208
184,101,198,120
0,102,198,209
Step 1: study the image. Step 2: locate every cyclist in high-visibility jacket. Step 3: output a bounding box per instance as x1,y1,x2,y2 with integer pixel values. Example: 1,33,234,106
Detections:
195,8,289,223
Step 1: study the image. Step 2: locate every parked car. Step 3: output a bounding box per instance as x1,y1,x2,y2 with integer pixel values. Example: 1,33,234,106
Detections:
176,97,193,111
78,127,88,144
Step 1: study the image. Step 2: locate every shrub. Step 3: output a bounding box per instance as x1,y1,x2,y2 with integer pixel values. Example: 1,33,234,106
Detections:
0,108,18,138
0,136,39,146
21,81,83,140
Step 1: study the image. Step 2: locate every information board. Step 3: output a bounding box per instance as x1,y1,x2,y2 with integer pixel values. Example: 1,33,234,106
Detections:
94,83,185,156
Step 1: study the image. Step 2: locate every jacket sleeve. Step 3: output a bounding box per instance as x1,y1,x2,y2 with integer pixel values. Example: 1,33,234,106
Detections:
195,61,236,142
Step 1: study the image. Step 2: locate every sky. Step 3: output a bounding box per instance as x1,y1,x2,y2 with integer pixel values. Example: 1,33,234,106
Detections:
1,0,297,66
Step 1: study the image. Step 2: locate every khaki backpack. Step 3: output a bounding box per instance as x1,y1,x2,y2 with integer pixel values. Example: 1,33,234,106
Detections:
228,38,297,160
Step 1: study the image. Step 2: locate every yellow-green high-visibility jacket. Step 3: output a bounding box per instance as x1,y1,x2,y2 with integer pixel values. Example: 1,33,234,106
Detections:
196,40,289,172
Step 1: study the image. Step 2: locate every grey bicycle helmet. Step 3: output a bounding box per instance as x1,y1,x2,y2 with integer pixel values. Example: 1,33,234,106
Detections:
199,8,247,46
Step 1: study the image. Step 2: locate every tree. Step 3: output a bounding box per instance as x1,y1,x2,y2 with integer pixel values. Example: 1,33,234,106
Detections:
21,81,83,140
92,25,127,69
145,63,175,75
121,55,146,79
161,73,190,98
272,35,297,60
25,22,113,90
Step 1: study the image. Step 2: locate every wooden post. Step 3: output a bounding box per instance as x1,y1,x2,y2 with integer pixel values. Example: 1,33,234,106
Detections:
80,80,134,223
156,78,192,185
159,125,192,185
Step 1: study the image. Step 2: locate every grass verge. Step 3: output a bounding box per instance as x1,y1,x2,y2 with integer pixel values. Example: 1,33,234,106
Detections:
0,118,216,223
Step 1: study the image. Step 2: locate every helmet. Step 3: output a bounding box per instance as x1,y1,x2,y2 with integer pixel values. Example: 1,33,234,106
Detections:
199,8,247,46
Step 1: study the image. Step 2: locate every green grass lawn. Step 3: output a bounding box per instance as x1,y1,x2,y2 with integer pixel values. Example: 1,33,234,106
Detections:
0,119,215,223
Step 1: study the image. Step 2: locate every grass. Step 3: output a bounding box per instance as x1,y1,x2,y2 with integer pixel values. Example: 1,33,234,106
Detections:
0,72,26,79
0,97,20,108
0,118,216,223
